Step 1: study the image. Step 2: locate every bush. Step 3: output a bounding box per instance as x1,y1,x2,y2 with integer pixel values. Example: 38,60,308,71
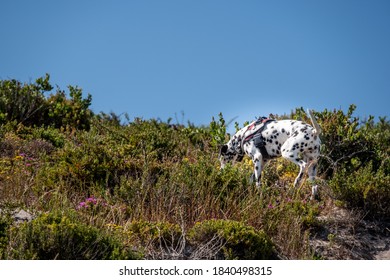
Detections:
329,162,390,217
314,105,382,176
209,112,228,148
188,219,275,260
0,75,50,126
126,220,183,259
47,85,93,130
32,126,66,148
0,75,93,130
3,212,139,260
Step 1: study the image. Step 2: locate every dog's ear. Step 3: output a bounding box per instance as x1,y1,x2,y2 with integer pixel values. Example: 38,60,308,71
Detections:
219,144,228,155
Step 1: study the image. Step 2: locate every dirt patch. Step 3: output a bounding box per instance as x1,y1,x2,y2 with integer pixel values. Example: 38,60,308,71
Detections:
310,206,390,260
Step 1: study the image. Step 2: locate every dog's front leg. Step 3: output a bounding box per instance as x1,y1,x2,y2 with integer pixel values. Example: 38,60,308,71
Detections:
252,152,264,187
254,159,262,187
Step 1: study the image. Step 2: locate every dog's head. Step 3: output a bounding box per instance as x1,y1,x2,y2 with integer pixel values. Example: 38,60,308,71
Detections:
218,136,244,168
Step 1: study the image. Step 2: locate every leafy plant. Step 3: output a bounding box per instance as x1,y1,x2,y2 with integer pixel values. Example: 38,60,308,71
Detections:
0,74,51,126
3,212,139,260
0,74,93,130
47,85,93,130
188,219,275,260
209,112,228,148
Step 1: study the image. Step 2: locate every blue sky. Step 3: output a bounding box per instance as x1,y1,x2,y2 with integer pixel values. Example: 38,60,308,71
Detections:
1,0,389,129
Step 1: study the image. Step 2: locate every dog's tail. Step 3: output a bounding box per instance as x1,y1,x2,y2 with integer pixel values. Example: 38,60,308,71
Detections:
307,109,322,137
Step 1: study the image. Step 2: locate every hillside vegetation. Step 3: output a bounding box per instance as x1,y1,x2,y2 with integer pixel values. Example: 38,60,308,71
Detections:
0,75,389,259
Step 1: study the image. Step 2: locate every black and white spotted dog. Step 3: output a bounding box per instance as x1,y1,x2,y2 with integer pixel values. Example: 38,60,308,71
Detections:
219,110,321,198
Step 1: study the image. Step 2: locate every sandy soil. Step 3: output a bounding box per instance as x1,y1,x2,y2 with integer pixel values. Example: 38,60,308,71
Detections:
310,206,390,260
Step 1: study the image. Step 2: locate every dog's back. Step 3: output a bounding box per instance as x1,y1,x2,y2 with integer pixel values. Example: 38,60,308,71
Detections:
248,119,320,159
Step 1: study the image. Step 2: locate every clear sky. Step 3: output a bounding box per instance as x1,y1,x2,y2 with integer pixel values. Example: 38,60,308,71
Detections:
1,0,389,128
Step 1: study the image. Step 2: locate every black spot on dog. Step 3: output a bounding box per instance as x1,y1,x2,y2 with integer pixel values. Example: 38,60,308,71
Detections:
300,127,308,133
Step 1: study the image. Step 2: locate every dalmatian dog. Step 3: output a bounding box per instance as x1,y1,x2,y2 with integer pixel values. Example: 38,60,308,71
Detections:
219,110,321,199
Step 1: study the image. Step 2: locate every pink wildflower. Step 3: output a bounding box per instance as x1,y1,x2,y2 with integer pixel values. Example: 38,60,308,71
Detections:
77,201,88,209
77,196,107,210
86,197,97,204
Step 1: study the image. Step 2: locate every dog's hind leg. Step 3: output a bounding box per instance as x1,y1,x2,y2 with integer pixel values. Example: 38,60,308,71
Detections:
281,144,308,188
293,160,307,188
306,159,319,200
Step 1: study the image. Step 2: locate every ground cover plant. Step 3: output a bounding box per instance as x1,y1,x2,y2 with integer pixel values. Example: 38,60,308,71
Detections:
0,75,389,259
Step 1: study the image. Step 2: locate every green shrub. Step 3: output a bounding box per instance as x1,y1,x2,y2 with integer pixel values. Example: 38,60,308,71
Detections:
127,220,182,245
209,112,228,148
0,74,51,126
329,162,390,217
3,212,139,260
47,85,93,130
315,105,383,176
126,220,183,259
188,219,275,260
125,118,181,161
0,75,93,131
32,126,65,148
